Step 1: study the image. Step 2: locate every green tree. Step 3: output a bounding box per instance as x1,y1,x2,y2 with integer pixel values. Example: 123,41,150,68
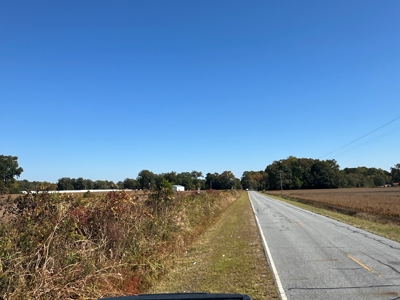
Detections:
137,170,156,190
84,179,94,190
0,155,23,193
372,175,386,187
311,160,339,188
94,180,108,189
391,163,400,182
74,177,85,190
163,171,178,185
191,171,203,188
57,177,74,190
204,171,240,190
176,172,193,190
123,178,137,189
205,172,219,189
219,171,236,189
241,171,268,190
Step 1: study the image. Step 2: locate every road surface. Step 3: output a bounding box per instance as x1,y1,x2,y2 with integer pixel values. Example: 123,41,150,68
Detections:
248,191,400,300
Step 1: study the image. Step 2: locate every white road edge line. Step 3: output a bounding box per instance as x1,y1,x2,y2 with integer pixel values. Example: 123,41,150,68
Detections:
249,193,288,300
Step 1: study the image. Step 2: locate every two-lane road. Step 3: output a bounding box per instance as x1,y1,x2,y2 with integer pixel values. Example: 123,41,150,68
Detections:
248,191,400,300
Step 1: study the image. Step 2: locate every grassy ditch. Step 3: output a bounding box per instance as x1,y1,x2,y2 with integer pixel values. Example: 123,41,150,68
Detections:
0,189,238,299
148,191,278,300
264,192,400,243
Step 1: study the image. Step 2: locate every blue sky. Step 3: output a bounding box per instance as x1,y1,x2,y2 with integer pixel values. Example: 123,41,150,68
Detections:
1,1,400,182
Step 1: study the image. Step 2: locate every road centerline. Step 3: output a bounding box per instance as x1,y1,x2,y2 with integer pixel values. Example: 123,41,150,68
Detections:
347,255,375,273
248,191,400,300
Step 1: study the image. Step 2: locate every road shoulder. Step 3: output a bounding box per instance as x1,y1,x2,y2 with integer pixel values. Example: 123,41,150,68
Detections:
147,191,279,300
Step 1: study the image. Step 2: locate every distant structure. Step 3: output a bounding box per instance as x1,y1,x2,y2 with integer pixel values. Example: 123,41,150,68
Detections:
173,185,185,192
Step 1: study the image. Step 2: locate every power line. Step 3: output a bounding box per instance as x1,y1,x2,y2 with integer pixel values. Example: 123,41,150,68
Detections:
334,126,400,158
319,116,400,159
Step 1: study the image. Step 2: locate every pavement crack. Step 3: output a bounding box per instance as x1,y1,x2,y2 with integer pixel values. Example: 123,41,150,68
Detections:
362,252,400,275
330,222,400,251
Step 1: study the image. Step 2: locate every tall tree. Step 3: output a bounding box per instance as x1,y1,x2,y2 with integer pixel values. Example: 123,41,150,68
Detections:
0,155,24,189
137,170,156,190
205,172,219,189
74,177,85,190
57,177,74,190
0,155,23,192
241,171,267,190
191,171,203,188
123,178,137,189
391,163,400,182
311,160,339,188
176,172,193,190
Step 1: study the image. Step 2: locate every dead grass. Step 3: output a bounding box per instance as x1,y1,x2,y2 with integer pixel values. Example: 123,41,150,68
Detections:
0,190,239,299
148,191,278,300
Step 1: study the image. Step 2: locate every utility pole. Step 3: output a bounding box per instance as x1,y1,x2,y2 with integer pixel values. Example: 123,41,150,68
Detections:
280,171,283,197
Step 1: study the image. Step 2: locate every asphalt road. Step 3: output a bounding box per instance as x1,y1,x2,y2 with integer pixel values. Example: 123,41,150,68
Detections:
248,191,400,300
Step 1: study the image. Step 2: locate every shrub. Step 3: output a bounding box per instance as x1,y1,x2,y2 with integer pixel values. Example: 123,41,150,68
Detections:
0,189,239,299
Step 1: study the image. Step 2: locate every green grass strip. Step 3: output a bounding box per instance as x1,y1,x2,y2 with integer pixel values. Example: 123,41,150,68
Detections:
148,191,279,300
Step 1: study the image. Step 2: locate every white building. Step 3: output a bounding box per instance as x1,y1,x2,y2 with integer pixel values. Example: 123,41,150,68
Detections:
173,185,185,192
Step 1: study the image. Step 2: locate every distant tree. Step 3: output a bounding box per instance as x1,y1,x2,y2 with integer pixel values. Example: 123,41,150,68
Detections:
391,163,400,182
84,179,94,190
265,157,340,190
17,179,32,192
265,160,294,190
339,166,391,188
205,172,218,189
204,171,240,190
74,177,85,190
219,171,235,189
373,175,386,187
191,171,203,188
123,178,137,189
0,155,23,193
19,180,56,192
162,172,177,185
94,180,108,189
116,181,124,189
57,178,73,190
241,171,268,190
311,160,339,188
137,170,156,190
108,181,117,189
177,172,193,190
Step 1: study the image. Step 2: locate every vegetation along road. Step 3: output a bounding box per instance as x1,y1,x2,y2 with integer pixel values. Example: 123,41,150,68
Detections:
248,191,400,300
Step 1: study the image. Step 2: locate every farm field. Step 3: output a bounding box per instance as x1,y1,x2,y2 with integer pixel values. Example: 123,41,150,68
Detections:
266,188,400,225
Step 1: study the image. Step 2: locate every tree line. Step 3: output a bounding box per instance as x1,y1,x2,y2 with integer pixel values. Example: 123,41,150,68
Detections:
2,154,400,193
0,157,244,192
241,156,400,190
55,170,242,191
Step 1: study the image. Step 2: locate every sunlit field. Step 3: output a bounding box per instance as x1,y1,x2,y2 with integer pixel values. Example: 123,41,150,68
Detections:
267,188,400,224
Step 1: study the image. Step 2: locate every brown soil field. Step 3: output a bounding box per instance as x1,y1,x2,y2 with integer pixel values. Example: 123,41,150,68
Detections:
266,188,400,225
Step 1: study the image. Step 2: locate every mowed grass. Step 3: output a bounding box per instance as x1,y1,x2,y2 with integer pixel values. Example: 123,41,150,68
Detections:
147,192,279,300
265,189,400,243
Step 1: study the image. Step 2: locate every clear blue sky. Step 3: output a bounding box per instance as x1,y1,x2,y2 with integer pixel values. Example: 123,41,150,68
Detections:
2,1,400,182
